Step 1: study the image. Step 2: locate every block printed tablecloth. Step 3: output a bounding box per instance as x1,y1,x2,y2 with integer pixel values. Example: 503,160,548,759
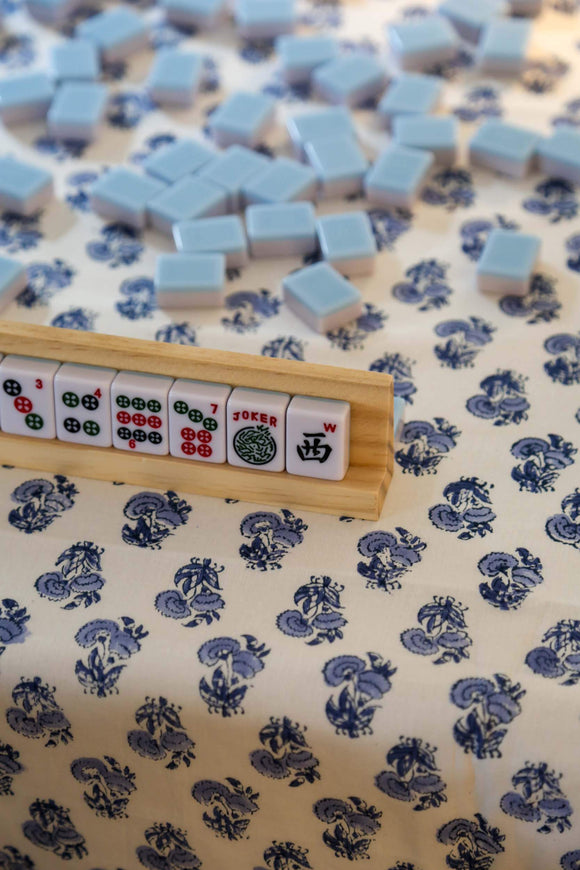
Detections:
0,1,580,868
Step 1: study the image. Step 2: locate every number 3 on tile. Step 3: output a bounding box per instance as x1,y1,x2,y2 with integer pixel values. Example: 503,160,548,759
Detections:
35,379,43,389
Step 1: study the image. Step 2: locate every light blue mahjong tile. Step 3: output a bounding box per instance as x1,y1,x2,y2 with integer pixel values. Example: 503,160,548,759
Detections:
147,176,227,236
388,15,459,71
478,18,532,74
26,0,76,23
77,8,148,61
173,215,248,267
477,228,540,295
0,255,27,312
245,201,317,257
208,91,276,148
90,167,166,229
50,39,100,82
242,157,317,205
365,144,434,209
393,115,458,164
47,82,108,142
276,35,339,84
393,396,405,440
537,128,580,184
305,134,368,198
0,72,54,123
439,0,506,43
316,211,376,275
155,253,226,308
235,0,296,39
312,54,386,107
147,50,203,106
286,106,356,158
377,74,442,127
282,262,363,333
199,145,270,211
143,139,215,185
469,119,539,177
0,156,53,215
161,0,227,28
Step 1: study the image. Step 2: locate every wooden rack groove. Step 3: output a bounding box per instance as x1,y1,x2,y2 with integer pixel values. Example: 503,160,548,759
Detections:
0,321,394,519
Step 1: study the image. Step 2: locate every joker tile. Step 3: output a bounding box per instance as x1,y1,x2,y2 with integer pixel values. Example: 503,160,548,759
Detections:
227,387,290,472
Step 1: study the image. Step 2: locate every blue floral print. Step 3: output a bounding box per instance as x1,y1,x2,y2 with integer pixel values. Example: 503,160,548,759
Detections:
511,434,576,493
6,677,73,747
107,91,154,129
156,557,225,628
523,57,570,94
22,799,87,860
429,477,495,540
356,528,426,593
130,132,177,166
16,259,75,308
65,169,100,211
222,289,280,333
33,135,86,162
0,845,35,869
501,762,573,834
155,322,198,345
369,352,417,403
395,418,461,476
453,85,503,122
546,489,580,550
115,276,156,320
366,207,412,250
323,653,396,737
191,778,259,840
255,841,313,870
499,272,561,324
326,303,387,350
261,335,305,360
75,617,149,698
478,549,544,611
51,307,97,331
401,596,471,664
0,598,30,657
0,739,24,796
276,575,347,645
392,259,453,311
136,822,201,870
552,95,580,127
434,317,495,368
35,541,106,610
313,796,382,861
566,232,580,272
421,169,476,211
121,491,192,549
460,215,519,261
239,510,307,571
437,814,505,869
450,675,526,759
375,737,447,811
562,850,580,870
544,333,580,385
198,635,270,716
0,212,42,253
523,178,578,222
71,756,136,819
9,474,77,534
466,370,530,425
128,696,195,769
250,716,320,787
0,33,35,68
86,223,143,268
526,620,580,686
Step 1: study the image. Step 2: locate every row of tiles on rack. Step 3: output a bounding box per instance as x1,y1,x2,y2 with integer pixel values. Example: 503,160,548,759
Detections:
0,355,351,480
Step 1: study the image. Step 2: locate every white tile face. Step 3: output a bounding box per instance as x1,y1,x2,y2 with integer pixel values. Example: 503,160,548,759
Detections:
0,355,60,439
286,395,350,480
227,387,290,472
111,371,173,455
168,379,231,463
55,363,116,447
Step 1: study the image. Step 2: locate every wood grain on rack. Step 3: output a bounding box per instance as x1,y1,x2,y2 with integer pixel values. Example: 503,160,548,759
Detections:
0,320,394,519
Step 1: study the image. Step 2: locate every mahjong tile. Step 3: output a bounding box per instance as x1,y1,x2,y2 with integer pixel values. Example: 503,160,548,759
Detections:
111,371,173,455
55,363,117,448
227,387,290,472
286,395,350,480
168,379,231,463
0,355,60,439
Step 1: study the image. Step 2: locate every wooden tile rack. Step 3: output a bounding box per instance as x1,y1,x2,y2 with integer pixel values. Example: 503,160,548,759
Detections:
0,320,394,519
